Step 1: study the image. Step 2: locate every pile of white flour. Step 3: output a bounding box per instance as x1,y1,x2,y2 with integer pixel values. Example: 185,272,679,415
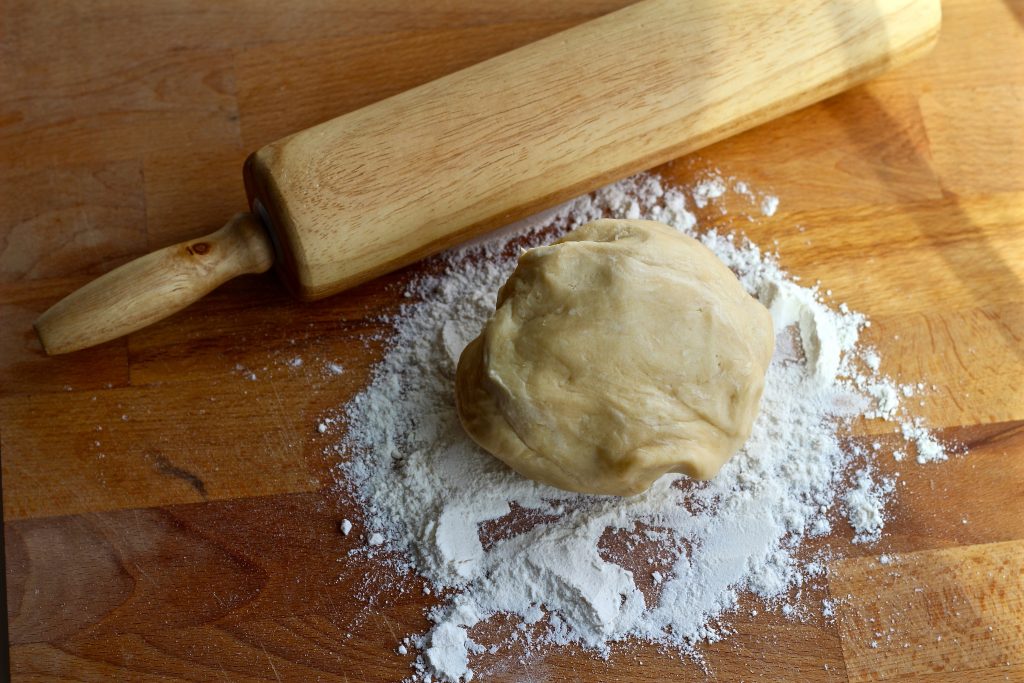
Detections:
334,172,952,682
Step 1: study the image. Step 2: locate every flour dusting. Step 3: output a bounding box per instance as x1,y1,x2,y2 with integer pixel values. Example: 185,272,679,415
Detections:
333,171,954,682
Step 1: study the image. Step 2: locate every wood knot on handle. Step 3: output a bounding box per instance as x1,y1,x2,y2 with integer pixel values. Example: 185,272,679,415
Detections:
187,242,210,256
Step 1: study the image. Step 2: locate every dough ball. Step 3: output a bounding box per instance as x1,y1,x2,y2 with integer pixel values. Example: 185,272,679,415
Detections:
455,219,774,496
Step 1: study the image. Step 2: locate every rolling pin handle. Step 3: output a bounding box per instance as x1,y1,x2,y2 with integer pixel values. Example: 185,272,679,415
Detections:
34,212,275,355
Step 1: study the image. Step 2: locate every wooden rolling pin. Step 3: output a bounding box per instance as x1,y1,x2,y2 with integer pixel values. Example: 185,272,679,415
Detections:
35,0,940,355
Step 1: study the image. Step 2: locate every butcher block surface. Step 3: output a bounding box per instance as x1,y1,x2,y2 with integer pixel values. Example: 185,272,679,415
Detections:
2,1,1023,681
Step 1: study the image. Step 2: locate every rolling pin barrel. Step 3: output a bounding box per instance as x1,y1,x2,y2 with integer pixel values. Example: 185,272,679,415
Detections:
36,0,941,354
243,0,940,301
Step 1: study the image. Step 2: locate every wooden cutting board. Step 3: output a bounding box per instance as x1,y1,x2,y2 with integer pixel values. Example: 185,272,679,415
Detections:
2,0,1022,681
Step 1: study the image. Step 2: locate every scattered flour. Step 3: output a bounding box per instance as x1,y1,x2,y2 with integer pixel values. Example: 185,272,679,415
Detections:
843,468,895,544
333,171,955,682
760,195,779,217
732,177,779,217
901,420,950,464
691,176,727,208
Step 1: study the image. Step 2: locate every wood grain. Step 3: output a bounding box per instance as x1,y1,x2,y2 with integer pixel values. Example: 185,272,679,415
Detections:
233,19,595,149
830,541,1024,681
0,162,148,282
691,85,945,212
246,0,941,301
0,45,241,171
2,0,1023,681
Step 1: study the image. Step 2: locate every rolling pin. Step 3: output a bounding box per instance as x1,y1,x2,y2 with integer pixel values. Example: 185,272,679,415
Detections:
35,0,941,355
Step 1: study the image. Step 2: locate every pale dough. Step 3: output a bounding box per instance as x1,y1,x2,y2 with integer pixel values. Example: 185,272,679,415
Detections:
455,219,774,496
